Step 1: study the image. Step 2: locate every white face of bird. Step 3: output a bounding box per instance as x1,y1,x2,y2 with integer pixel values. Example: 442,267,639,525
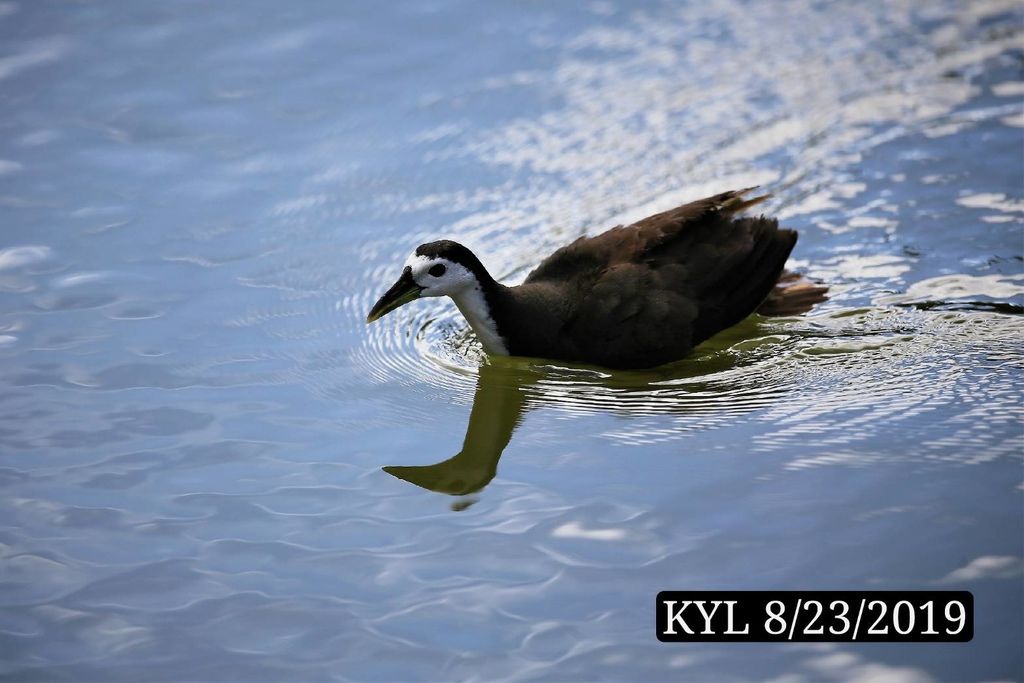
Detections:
366,252,480,323
404,253,477,298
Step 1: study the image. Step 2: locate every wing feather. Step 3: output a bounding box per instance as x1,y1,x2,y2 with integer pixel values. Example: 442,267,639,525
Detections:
512,188,805,368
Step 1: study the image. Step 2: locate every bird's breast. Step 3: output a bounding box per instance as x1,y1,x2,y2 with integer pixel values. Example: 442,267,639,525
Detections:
451,285,510,355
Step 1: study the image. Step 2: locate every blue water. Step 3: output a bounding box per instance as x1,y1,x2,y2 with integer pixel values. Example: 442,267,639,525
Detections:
1,1,1022,680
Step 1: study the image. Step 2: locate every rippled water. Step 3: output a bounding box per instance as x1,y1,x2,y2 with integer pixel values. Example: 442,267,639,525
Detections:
1,1,1022,681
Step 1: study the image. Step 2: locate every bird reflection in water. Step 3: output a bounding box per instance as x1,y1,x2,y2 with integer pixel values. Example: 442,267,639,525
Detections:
384,360,529,510
383,318,792,510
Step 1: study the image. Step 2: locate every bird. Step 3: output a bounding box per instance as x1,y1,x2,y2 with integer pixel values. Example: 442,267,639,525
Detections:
366,187,826,369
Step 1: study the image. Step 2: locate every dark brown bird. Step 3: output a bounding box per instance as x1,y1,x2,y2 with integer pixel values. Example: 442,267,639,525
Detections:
367,188,826,369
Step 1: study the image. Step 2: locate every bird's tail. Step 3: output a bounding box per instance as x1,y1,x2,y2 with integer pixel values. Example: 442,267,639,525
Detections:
718,186,773,215
757,271,829,316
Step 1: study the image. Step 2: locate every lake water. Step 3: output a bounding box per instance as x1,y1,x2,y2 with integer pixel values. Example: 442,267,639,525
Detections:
1,1,1022,680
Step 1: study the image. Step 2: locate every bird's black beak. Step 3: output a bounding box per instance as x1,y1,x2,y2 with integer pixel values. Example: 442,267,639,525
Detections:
366,266,423,323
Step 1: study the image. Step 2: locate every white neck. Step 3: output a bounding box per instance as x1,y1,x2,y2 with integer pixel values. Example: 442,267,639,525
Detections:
451,285,509,356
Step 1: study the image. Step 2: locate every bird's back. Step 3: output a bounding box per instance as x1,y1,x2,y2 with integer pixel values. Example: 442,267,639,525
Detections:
505,188,799,368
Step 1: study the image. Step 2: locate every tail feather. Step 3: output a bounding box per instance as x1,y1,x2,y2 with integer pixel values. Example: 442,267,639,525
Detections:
757,271,829,316
719,186,773,215
726,193,773,214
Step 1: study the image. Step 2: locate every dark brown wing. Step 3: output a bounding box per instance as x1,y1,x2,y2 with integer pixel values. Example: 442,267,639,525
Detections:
524,187,769,284
521,188,798,368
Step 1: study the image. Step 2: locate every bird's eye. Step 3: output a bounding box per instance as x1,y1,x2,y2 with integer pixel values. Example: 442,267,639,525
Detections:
428,264,447,277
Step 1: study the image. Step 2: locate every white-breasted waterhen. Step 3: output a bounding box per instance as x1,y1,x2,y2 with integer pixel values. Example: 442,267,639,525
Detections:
367,187,826,370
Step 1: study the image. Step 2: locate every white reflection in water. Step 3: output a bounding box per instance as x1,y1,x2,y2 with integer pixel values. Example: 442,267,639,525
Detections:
937,555,1024,584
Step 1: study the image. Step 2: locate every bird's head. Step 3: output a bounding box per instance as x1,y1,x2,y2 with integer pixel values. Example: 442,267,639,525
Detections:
366,240,491,323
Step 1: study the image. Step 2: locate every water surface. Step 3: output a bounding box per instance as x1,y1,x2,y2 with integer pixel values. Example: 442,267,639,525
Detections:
1,1,1022,680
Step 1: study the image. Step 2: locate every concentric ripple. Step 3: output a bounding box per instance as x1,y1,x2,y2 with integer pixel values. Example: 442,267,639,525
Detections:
346,283,1024,450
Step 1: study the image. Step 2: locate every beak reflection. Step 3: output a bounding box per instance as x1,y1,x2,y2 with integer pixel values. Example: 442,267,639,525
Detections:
383,361,529,502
